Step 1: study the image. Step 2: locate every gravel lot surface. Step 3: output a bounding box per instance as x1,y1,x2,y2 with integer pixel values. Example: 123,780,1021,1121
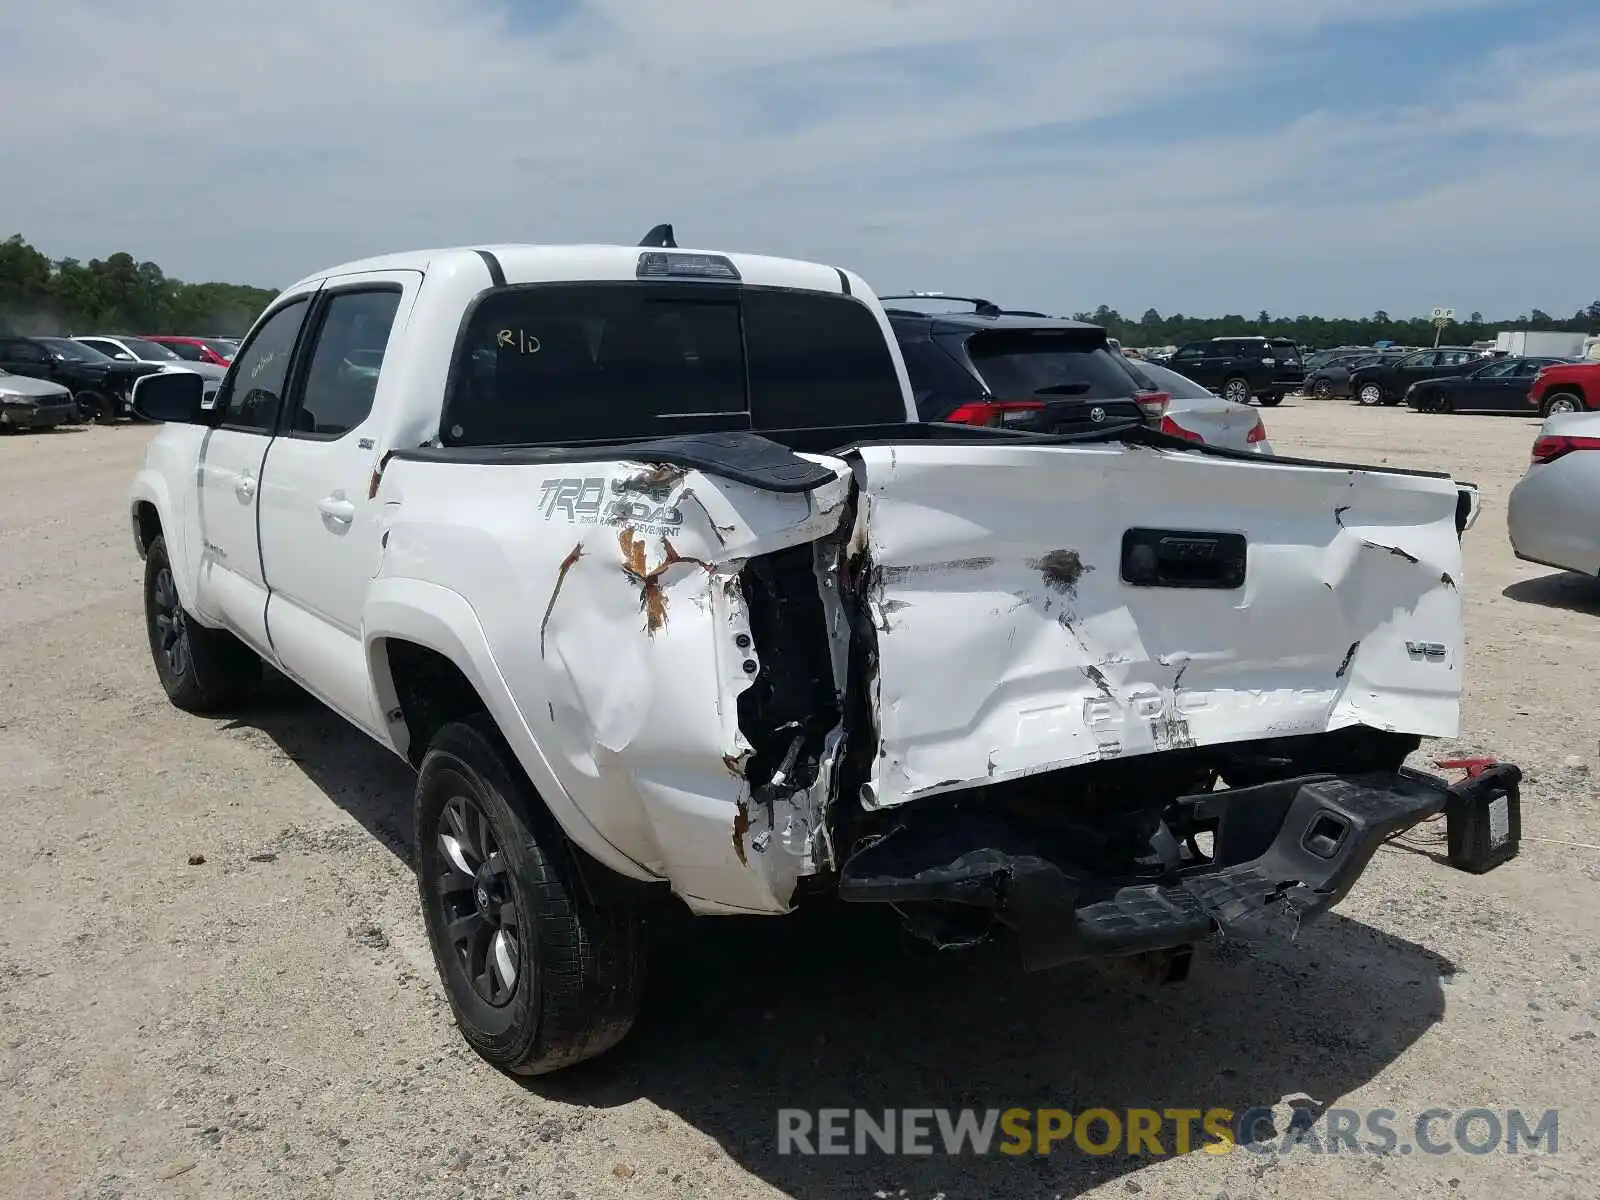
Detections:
2,402,1596,1200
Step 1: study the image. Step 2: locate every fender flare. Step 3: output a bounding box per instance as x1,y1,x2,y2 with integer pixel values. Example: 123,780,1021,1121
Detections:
127,474,203,616
362,577,659,884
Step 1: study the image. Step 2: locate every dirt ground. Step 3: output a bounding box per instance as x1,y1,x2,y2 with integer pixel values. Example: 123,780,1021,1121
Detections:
1,401,1596,1200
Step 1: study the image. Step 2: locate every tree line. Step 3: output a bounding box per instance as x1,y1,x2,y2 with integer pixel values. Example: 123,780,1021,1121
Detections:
4,231,1598,349
1074,304,1600,350
0,234,278,338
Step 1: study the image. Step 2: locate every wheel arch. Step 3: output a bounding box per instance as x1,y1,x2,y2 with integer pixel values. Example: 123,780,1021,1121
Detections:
128,474,204,616
363,577,659,884
1544,385,1587,411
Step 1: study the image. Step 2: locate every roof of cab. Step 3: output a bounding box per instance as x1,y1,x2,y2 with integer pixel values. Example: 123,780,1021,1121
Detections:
282,243,862,299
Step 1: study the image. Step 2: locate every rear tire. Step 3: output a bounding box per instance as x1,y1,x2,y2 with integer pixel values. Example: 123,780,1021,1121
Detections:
1541,390,1584,417
1257,393,1284,407
1355,382,1385,406
142,535,262,713
416,716,648,1076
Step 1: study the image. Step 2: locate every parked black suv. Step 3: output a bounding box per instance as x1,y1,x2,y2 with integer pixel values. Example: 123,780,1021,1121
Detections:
1159,336,1305,406
1347,346,1490,407
882,295,1167,434
0,335,164,423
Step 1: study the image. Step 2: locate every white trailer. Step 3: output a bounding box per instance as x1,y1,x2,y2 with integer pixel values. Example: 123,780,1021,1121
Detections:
1494,330,1588,358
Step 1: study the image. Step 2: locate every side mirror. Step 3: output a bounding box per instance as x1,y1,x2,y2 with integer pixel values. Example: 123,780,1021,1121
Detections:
131,370,210,424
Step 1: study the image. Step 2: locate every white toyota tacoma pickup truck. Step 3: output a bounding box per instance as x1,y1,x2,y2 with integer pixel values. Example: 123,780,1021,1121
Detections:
128,231,1514,1076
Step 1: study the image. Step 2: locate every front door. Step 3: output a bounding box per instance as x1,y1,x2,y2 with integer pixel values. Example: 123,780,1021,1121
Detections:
194,294,315,655
1478,356,1555,412
1455,357,1516,409
258,271,418,734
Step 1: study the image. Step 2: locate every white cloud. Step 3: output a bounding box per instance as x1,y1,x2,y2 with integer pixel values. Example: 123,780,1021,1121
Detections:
2,0,1597,315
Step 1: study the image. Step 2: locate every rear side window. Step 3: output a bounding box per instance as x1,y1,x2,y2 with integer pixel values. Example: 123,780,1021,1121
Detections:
164,340,206,362
743,290,904,428
898,338,983,418
289,288,403,437
443,283,905,446
964,330,1144,400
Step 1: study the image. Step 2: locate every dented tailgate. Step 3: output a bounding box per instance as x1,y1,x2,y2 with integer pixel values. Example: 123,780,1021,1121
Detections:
844,440,1465,809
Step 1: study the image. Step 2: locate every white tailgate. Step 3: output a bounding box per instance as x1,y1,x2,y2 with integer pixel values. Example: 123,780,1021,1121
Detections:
847,441,1465,808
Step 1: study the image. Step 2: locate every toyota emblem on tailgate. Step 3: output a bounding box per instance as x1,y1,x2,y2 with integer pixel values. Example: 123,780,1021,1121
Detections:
1089,406,1106,422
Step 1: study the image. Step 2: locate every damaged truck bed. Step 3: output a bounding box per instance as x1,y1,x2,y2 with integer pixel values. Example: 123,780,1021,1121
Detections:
387,419,1501,969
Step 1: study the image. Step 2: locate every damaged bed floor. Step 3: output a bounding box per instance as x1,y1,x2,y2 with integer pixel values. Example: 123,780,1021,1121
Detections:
1,403,1596,1200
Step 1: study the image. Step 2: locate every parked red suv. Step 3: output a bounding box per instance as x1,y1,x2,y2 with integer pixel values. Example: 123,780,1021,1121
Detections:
138,335,238,367
1527,360,1599,416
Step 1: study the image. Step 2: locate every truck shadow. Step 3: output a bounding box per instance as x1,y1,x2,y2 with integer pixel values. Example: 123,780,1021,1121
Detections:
536,902,1453,1198
1502,572,1600,616
237,682,1455,1199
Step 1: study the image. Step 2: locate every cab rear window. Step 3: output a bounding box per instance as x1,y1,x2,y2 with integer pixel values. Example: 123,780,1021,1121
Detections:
442,283,905,445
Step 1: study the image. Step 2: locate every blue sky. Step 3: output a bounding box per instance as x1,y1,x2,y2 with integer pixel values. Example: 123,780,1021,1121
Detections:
3,0,1599,319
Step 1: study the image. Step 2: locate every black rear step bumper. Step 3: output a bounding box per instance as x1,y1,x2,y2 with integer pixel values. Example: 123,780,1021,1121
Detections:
837,766,1517,971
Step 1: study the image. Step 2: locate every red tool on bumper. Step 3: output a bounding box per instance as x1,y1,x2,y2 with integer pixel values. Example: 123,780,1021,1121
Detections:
1431,756,1522,873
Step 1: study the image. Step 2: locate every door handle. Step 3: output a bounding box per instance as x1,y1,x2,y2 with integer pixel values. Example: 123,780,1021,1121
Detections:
318,494,356,524
235,474,257,502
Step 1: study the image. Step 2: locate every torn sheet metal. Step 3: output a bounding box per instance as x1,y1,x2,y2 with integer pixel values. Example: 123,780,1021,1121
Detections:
843,441,1465,809
529,455,853,913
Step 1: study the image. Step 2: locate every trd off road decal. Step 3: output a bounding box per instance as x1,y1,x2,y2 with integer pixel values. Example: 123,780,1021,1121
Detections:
538,476,685,535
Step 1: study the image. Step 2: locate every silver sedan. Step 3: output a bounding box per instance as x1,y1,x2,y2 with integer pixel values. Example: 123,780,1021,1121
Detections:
1126,357,1273,452
1507,410,1600,576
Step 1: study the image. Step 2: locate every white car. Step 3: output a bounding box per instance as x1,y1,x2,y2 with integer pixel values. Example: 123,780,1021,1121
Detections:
1507,410,1600,576
127,235,1502,1075
1128,357,1272,452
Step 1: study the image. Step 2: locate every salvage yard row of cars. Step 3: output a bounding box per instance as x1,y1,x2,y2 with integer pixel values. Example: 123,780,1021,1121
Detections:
120,230,1533,1077
0,332,235,430
1296,343,1600,416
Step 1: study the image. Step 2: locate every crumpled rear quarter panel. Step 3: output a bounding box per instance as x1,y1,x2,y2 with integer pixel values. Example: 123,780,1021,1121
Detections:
378,454,852,913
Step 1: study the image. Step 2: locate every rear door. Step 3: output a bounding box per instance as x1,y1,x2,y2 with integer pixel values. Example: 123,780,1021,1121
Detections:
1454,357,1517,409
1267,338,1305,388
1432,349,1482,382
1491,357,1550,410
193,291,317,653
258,270,418,733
